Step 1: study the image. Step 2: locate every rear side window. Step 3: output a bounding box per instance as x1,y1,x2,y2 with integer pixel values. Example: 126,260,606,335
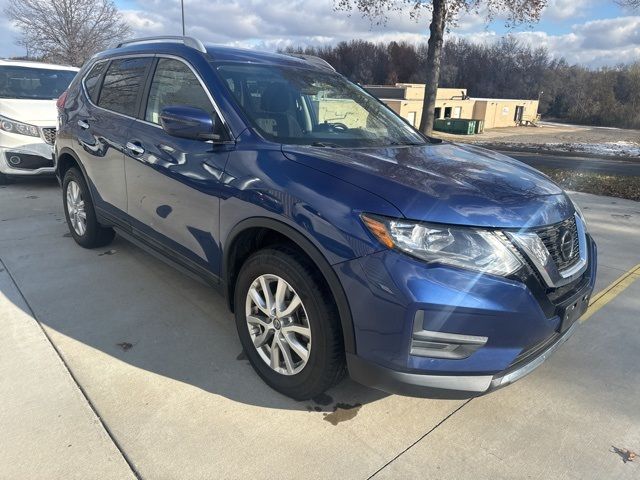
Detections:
83,61,107,103
98,57,151,116
145,58,215,124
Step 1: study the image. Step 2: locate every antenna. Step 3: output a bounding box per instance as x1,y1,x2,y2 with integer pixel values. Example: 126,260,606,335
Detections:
181,0,185,36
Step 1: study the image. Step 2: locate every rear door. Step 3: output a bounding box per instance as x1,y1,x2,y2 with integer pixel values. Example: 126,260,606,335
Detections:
75,56,152,217
123,57,233,277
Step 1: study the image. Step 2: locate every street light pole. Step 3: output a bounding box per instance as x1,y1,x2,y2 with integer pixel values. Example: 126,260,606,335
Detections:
181,0,185,36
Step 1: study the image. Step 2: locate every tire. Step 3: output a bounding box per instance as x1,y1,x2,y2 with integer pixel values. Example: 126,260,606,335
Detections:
234,246,345,400
62,168,115,248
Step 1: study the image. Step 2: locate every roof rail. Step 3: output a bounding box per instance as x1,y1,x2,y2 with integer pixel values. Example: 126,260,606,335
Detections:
287,53,336,72
117,36,207,54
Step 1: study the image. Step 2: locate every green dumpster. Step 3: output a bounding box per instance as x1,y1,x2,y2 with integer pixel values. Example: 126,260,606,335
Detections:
474,119,484,134
434,118,476,135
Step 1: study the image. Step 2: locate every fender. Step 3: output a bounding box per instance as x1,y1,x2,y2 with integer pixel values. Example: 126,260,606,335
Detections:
223,217,357,355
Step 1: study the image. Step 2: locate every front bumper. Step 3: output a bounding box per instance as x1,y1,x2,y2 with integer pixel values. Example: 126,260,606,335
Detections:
347,320,579,398
336,234,597,397
0,130,56,176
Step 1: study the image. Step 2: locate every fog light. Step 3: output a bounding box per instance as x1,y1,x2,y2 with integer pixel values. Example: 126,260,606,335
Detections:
411,311,488,359
8,155,21,166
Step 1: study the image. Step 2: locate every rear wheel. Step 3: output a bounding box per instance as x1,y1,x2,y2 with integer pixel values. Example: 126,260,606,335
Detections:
234,246,345,400
62,168,115,248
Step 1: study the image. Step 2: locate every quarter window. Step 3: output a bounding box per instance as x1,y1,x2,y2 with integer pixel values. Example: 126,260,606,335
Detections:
83,61,107,104
98,57,151,116
145,58,215,124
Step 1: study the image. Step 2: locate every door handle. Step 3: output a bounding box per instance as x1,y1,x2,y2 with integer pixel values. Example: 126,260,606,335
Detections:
77,119,89,130
126,141,145,156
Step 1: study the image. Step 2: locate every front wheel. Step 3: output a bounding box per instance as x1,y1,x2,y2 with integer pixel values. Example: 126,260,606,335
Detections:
62,168,115,248
234,246,345,400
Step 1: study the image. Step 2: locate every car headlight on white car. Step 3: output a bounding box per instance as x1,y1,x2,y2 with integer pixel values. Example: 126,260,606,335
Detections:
0,115,40,138
361,213,524,276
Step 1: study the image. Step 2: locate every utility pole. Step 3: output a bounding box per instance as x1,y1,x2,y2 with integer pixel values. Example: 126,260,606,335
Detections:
181,0,185,36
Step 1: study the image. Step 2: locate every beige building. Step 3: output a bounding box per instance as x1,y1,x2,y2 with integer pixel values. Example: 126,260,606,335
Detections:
365,83,540,131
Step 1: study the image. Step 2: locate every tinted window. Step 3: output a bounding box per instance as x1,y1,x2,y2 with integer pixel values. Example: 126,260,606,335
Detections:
98,57,151,116
216,64,425,148
145,58,215,124
0,66,76,100
83,61,107,103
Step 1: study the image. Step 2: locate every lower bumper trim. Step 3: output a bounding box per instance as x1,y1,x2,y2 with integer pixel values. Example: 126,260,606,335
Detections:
347,321,579,398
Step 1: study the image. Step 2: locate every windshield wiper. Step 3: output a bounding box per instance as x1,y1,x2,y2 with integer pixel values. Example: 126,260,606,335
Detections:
310,141,341,148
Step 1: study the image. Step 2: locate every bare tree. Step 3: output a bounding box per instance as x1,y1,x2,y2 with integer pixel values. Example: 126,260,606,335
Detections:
616,0,640,6
334,0,546,135
4,0,131,67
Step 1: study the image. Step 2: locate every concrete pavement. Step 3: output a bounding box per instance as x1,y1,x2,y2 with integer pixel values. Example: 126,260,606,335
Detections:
0,262,136,480
0,180,638,479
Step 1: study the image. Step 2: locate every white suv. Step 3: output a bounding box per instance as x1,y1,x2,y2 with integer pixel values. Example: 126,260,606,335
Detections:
0,59,78,184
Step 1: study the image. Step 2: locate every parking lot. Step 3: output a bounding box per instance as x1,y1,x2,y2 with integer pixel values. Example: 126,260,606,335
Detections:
1,179,639,479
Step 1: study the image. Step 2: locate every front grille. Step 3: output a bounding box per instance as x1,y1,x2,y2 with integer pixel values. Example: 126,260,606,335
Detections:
41,127,57,145
535,216,580,272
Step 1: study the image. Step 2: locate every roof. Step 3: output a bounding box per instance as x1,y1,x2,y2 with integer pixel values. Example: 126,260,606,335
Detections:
0,59,78,71
109,36,333,71
471,97,537,102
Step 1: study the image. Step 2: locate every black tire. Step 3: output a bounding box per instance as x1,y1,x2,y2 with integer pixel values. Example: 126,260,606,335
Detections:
62,168,115,248
234,246,345,400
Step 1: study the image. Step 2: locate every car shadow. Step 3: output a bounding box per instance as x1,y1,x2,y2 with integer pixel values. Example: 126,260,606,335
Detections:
0,190,388,413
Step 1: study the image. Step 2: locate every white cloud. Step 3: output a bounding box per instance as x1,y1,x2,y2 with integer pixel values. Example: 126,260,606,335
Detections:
543,0,595,21
1,0,638,67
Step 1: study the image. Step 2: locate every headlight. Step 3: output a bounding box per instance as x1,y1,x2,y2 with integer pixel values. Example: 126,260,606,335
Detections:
361,214,524,276
0,115,40,137
570,198,588,228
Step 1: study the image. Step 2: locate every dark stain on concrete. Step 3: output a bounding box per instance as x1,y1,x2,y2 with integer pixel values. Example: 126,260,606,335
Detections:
323,403,362,426
117,342,133,352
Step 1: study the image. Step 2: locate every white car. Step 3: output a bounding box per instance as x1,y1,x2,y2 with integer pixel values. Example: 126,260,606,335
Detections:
0,59,78,184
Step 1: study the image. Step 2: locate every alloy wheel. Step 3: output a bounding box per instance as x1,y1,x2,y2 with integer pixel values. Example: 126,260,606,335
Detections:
245,274,312,375
66,180,86,236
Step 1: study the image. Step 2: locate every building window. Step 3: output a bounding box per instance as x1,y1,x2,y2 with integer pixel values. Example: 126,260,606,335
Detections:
444,107,452,118
434,107,441,119
452,106,462,119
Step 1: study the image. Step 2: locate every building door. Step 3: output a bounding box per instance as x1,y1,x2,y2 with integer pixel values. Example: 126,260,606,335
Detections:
452,106,462,119
434,107,441,120
407,111,416,126
444,107,452,118
514,105,524,123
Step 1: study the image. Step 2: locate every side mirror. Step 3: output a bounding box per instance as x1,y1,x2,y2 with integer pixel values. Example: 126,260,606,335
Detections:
160,105,224,142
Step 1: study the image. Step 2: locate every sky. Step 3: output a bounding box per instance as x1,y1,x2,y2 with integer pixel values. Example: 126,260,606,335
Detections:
1,0,639,67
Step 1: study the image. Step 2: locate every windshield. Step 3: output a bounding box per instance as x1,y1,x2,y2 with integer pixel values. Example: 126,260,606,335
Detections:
216,63,426,148
0,66,77,100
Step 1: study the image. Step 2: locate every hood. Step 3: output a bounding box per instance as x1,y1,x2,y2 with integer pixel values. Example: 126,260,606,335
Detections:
282,142,574,229
0,98,58,126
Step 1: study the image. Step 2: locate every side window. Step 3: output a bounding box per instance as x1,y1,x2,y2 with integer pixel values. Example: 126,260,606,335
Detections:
83,61,107,103
98,57,151,116
145,58,216,124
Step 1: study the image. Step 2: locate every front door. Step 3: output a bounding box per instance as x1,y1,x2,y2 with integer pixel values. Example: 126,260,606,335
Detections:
124,57,232,277
514,105,524,123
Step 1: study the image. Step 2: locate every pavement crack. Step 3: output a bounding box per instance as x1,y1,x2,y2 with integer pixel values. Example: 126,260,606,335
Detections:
366,399,472,479
0,256,143,480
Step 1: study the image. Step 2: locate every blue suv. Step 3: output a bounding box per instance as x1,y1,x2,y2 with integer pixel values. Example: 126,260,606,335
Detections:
55,36,597,400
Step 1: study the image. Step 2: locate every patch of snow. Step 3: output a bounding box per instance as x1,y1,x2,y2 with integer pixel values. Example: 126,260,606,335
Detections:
475,141,640,158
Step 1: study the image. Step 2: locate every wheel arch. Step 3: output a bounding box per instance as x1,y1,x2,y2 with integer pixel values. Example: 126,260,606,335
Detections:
223,217,356,355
